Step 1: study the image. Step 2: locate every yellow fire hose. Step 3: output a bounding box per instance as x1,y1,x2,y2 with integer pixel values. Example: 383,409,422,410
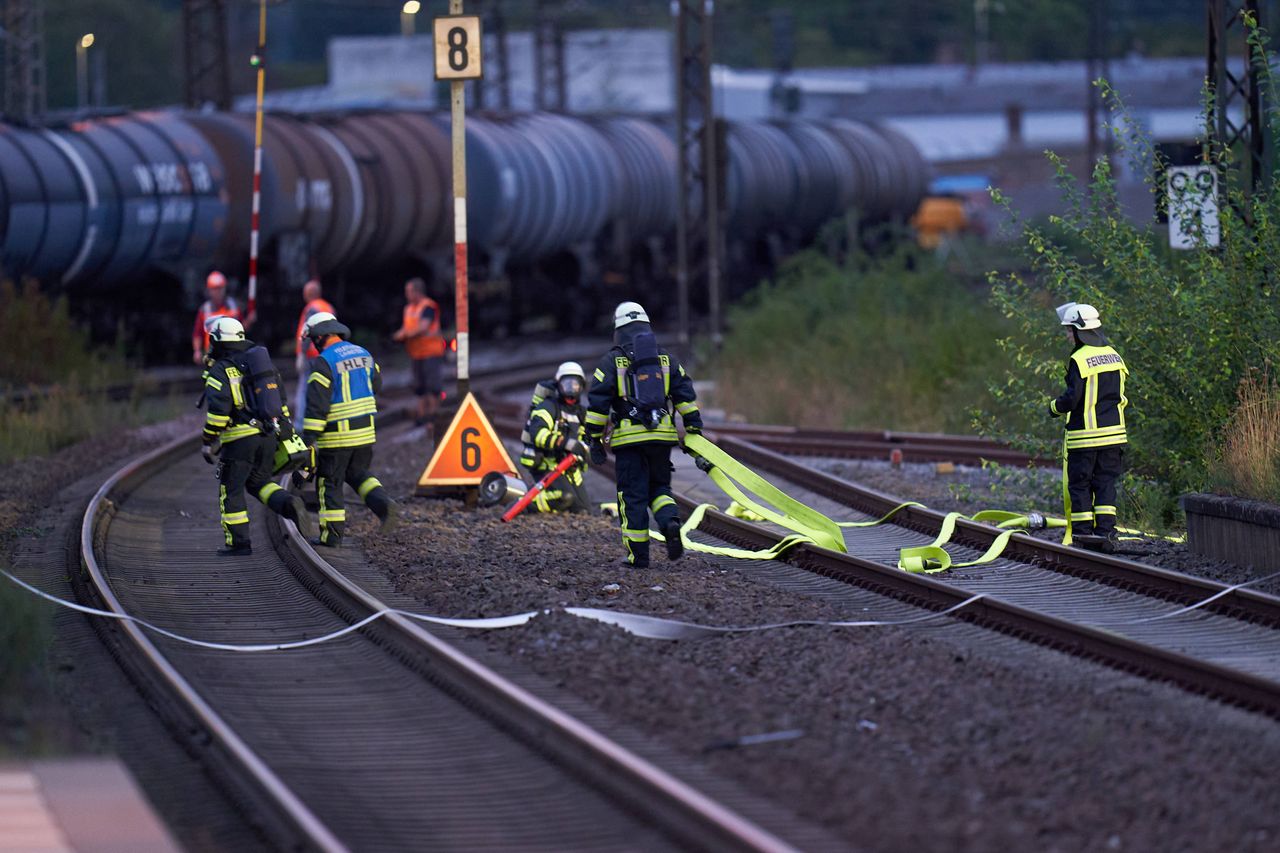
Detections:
653,435,1178,574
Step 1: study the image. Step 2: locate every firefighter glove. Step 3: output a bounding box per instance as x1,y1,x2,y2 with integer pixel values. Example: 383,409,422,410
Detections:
684,424,702,436
201,441,218,465
563,437,583,457
588,440,607,466
694,454,715,474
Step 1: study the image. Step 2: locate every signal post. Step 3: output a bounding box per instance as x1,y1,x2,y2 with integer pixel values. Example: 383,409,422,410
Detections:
418,4,517,499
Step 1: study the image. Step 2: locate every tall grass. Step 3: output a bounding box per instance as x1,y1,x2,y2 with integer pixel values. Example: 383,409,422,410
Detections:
0,280,129,388
711,249,1008,433
0,279,184,464
0,568,51,696
1208,372,1280,503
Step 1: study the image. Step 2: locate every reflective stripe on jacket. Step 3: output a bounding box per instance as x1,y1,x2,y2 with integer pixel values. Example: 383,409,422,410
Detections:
202,359,263,444
304,341,381,449
1050,344,1129,451
584,345,702,449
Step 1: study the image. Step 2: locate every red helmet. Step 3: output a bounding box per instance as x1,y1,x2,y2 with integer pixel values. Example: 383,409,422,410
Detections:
206,271,227,290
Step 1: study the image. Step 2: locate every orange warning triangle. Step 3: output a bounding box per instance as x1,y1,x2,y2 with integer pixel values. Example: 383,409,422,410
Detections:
417,392,518,488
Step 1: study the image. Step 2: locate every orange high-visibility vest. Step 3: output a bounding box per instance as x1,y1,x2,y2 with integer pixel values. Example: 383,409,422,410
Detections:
400,297,446,359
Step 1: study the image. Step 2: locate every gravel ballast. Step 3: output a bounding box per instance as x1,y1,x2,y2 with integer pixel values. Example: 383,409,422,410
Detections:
352,428,1280,853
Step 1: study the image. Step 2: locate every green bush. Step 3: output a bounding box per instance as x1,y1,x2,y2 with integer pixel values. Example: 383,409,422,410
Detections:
0,566,51,696
981,86,1280,511
0,280,129,388
712,248,1010,432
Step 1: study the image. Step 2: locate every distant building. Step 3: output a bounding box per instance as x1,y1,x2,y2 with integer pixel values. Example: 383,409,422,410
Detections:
239,30,1224,169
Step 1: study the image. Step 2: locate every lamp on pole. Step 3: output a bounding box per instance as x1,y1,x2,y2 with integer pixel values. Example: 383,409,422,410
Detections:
401,0,420,36
76,32,94,111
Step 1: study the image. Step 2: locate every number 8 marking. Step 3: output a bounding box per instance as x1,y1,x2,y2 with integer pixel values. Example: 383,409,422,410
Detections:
448,26,468,72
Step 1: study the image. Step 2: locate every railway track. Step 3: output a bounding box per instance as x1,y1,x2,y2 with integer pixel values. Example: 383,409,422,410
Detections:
650,431,1280,718
72,366,811,852
706,422,1049,467
480,397,1280,718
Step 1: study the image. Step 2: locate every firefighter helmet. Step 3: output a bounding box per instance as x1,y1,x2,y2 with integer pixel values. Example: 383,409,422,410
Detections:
303,311,350,340
1056,302,1102,330
555,361,586,400
613,301,649,328
205,315,245,343
206,270,227,290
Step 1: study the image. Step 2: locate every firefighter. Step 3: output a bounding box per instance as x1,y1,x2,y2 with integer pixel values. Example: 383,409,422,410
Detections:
584,302,703,568
519,362,592,513
201,316,314,555
192,271,243,365
293,278,335,427
392,277,447,429
1049,302,1129,549
301,312,399,546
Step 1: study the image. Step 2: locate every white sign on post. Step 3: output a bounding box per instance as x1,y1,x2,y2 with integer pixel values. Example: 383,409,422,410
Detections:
433,15,483,80
1167,165,1220,250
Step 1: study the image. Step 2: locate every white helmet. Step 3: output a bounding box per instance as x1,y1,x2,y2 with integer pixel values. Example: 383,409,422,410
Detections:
555,361,586,382
302,310,349,339
555,361,586,399
205,315,245,343
614,301,649,328
1056,302,1102,330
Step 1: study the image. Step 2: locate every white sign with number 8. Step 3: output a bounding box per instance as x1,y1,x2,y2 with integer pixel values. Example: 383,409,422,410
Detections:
433,15,483,80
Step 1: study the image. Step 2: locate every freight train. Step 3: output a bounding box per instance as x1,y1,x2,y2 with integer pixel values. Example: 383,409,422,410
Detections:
0,109,928,351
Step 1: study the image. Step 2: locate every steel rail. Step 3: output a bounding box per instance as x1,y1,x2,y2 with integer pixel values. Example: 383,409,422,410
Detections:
66,359,577,852
482,407,1280,718
77,362,798,853
82,434,348,853
668,499,1280,717
270,501,799,853
712,433,1280,628
707,422,1049,467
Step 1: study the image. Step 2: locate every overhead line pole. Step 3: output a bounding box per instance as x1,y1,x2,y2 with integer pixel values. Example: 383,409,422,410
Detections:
246,0,267,329
674,0,721,349
1207,0,1271,199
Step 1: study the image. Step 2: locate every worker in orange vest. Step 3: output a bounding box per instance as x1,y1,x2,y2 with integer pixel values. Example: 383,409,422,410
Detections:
192,271,243,365
392,277,447,428
293,278,335,426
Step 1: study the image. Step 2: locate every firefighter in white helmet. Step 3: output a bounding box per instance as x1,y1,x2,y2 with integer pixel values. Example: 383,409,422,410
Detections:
584,302,703,568
200,316,314,555
1049,302,1129,550
517,361,592,513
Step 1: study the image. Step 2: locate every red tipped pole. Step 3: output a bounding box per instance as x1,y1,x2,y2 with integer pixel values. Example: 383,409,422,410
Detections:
246,0,267,328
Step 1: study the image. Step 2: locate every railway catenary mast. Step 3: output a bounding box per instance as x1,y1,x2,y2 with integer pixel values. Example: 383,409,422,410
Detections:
533,0,566,111
1207,0,1272,200
1,0,47,123
183,0,232,111
673,0,723,348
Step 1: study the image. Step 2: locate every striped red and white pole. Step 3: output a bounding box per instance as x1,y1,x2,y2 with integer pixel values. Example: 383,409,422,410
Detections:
449,0,470,397
247,0,267,328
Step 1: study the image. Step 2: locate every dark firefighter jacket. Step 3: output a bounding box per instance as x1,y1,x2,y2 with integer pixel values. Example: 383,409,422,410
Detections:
202,353,271,445
522,383,588,470
303,340,382,449
584,323,703,448
1049,343,1129,450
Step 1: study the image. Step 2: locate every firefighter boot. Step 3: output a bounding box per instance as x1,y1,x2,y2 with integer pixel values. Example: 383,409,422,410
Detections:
361,484,398,534
624,539,650,569
284,495,316,540
664,519,684,561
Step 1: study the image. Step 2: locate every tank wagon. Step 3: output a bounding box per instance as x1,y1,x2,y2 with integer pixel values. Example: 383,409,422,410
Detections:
0,109,927,346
